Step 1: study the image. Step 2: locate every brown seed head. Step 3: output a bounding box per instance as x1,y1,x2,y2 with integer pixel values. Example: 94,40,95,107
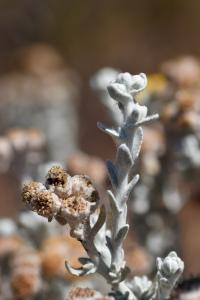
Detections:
31,190,60,218
67,288,102,300
46,166,69,187
61,195,91,219
71,175,99,203
22,182,44,204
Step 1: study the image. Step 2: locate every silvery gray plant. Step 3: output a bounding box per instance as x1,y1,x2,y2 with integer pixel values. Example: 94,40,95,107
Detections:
66,72,184,300
22,71,184,300
91,68,181,258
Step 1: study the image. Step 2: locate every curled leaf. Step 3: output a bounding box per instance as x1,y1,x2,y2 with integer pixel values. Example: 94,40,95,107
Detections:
65,261,96,276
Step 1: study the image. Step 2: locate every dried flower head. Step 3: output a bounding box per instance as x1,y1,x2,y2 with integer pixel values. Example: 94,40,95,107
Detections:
46,165,71,197
22,182,61,219
10,248,41,298
46,166,69,187
22,182,45,204
67,288,114,300
71,175,99,203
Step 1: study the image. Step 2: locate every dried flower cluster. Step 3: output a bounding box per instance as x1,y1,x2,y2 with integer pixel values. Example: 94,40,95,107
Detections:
23,166,99,240
22,72,184,300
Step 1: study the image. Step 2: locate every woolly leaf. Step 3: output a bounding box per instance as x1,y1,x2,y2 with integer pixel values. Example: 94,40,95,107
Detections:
106,160,118,187
90,205,106,238
122,174,140,203
121,266,131,281
78,257,93,265
97,122,119,138
116,144,133,179
106,235,113,253
131,127,143,162
115,224,129,246
107,190,120,213
65,261,96,276
135,113,159,127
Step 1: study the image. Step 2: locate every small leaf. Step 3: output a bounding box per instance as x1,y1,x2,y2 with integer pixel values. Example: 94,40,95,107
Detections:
116,144,133,178
135,113,159,127
90,205,106,238
82,262,96,270
115,224,129,246
106,160,118,187
65,261,96,276
78,257,92,265
97,122,119,138
107,190,120,213
109,271,118,279
122,174,140,203
65,262,85,276
120,266,131,281
106,235,113,252
131,127,143,162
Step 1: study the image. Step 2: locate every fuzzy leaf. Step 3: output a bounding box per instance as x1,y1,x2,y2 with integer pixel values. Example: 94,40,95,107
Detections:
97,122,119,138
106,160,119,187
131,127,143,162
90,205,106,238
107,190,121,213
122,174,140,203
106,235,113,252
115,224,129,246
135,113,159,127
116,144,133,179
78,257,92,265
65,261,96,276
120,266,131,281
65,262,85,276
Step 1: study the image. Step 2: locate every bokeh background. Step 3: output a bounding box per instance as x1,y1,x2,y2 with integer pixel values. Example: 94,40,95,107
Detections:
0,1,200,298
0,0,200,156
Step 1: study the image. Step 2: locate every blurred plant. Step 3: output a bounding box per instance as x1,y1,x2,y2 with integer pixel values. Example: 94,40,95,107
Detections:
170,277,200,300
0,211,86,300
0,128,46,181
67,151,107,193
22,72,184,300
0,44,80,164
90,67,122,125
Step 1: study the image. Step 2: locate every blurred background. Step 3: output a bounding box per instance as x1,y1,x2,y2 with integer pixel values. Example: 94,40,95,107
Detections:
0,1,200,299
